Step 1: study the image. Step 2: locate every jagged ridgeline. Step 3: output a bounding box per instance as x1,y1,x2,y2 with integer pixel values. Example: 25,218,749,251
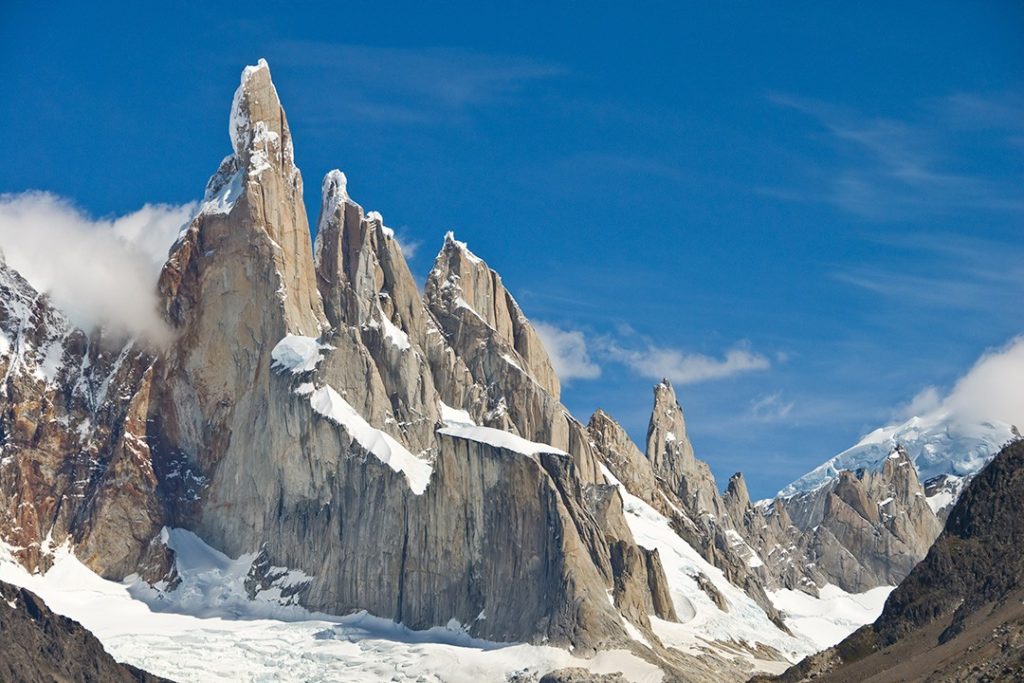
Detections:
1,59,678,652
0,59,954,680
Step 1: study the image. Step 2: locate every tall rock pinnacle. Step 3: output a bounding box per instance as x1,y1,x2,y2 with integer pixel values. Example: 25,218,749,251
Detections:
645,380,724,517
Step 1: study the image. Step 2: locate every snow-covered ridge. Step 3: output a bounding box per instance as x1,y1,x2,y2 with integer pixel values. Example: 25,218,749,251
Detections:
598,465,818,665
780,411,1018,501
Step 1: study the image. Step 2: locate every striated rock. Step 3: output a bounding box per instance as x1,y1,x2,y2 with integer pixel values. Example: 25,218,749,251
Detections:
312,169,440,452
728,445,943,596
539,668,628,683
144,59,676,653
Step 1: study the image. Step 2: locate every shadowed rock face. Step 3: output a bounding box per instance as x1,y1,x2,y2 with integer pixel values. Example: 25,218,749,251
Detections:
0,580,170,682
763,438,1024,683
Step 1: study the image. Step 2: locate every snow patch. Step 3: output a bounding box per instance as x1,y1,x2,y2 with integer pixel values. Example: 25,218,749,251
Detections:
444,231,482,264
271,334,327,374
438,423,567,457
380,315,411,351
768,585,892,652
439,402,476,427
310,385,432,495
200,167,243,216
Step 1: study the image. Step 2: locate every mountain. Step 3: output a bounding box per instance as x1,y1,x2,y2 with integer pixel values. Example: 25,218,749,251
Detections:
4,57,993,682
0,59,834,681
719,401,1023,602
725,444,943,597
762,437,1024,682
0,579,169,682
781,411,1019,518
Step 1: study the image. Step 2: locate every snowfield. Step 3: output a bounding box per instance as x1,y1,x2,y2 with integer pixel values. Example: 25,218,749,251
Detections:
0,505,890,682
0,535,663,683
768,585,892,652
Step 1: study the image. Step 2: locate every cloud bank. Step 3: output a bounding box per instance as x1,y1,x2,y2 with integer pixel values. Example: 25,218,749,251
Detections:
0,192,195,340
899,336,1024,429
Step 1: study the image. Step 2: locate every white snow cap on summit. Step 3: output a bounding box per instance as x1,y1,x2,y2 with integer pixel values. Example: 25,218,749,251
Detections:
443,231,482,264
322,169,349,201
229,58,271,157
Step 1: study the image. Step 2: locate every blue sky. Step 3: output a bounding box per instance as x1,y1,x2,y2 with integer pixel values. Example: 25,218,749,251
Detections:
2,2,1021,497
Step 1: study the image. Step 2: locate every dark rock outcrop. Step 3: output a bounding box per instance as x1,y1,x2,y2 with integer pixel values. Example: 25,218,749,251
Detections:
0,580,170,682
762,438,1024,682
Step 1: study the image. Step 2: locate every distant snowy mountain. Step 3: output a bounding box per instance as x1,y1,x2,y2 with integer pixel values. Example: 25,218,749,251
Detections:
780,411,1019,513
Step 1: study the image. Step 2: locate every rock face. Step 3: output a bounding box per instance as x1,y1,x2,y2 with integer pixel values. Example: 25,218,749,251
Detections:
765,438,1024,682
0,259,167,581
146,59,673,652
0,580,170,682
730,446,944,595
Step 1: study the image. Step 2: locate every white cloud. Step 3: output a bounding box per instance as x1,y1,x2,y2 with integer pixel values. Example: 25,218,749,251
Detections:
0,191,195,341
939,336,1024,428
392,228,421,260
533,321,601,382
751,392,795,422
608,341,771,385
899,336,1024,429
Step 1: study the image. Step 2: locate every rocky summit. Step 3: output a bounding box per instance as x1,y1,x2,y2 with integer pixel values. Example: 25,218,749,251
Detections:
0,58,1018,683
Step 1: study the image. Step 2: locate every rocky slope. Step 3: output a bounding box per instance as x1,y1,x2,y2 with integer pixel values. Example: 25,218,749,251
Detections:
0,579,170,682
588,381,785,627
761,437,1024,682
0,256,170,581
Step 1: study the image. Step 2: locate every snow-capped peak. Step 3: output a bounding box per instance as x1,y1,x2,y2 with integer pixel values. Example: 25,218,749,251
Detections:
442,230,482,264
780,410,1018,499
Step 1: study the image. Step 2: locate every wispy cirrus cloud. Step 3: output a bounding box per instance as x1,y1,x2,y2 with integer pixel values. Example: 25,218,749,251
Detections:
270,42,565,126
764,92,1024,219
750,391,795,422
832,230,1024,314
